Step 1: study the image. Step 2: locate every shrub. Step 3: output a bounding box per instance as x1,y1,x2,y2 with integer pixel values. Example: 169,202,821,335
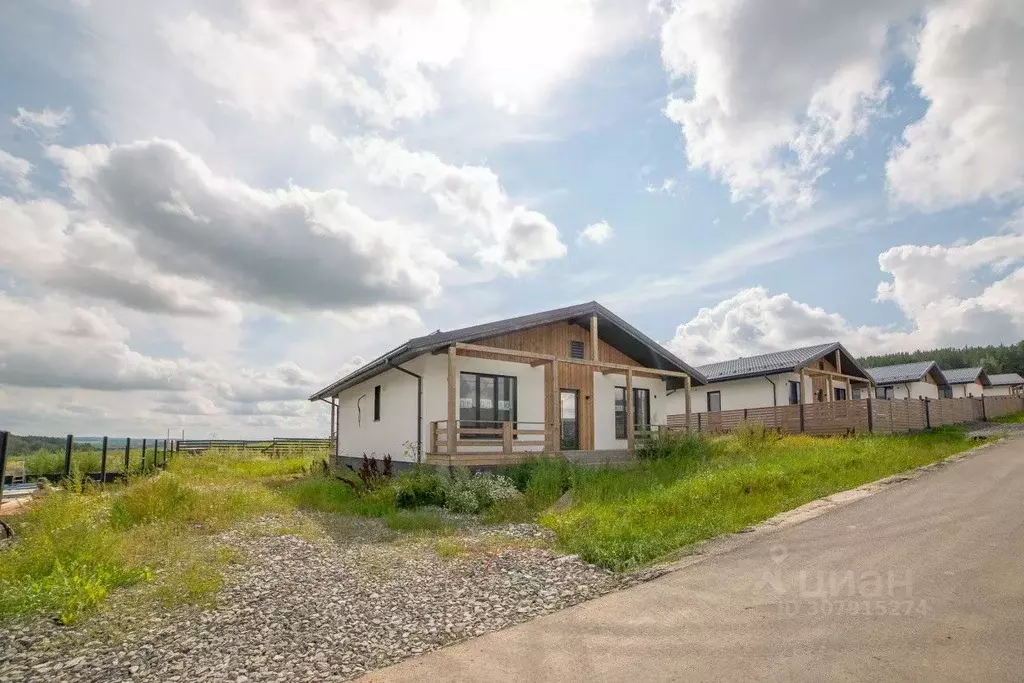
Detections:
393,469,448,509
441,470,522,514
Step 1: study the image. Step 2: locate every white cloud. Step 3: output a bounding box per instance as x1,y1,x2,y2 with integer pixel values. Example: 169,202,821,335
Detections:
0,294,213,391
579,221,613,245
668,220,1024,363
344,135,567,274
659,0,918,211
0,150,33,192
12,106,73,137
887,0,1024,210
47,138,450,312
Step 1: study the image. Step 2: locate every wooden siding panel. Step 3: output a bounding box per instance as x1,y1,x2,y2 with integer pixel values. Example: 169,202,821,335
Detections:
476,321,646,367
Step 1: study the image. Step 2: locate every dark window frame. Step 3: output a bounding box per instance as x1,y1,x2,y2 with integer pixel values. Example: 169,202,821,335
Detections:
373,385,381,422
875,386,894,400
459,371,518,438
788,381,801,405
569,340,585,359
614,386,652,439
834,387,847,401
707,390,722,412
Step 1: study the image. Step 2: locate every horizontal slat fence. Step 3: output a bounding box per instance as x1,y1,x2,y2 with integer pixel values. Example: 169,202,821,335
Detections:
667,396,1024,437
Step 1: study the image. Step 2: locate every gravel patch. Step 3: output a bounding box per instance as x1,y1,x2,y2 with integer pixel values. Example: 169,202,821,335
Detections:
0,520,631,683
964,420,1024,439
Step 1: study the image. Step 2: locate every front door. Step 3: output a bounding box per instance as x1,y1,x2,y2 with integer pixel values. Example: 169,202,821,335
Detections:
560,389,580,450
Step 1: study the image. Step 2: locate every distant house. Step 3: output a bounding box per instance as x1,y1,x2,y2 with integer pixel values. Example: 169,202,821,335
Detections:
666,342,874,416
941,367,990,398
865,361,947,400
985,373,1024,397
309,302,707,467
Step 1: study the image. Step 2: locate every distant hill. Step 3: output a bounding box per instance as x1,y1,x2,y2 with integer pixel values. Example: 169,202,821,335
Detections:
859,341,1024,376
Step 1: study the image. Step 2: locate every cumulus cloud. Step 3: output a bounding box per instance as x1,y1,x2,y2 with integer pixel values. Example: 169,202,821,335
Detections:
659,0,918,211
668,222,1024,363
887,0,1024,210
344,135,567,274
48,138,449,312
0,197,238,317
579,221,613,244
0,150,33,193
0,294,213,391
12,106,73,138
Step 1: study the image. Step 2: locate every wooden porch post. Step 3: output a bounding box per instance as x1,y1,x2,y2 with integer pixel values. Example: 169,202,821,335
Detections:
590,315,599,361
550,360,561,453
800,369,808,403
684,375,692,435
447,345,458,456
626,368,635,453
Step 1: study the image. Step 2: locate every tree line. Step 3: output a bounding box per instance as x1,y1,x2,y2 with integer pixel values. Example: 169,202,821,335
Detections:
859,341,1024,376
2,435,98,459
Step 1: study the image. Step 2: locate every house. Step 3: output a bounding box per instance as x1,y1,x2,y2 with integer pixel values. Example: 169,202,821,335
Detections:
940,367,990,398
309,302,707,468
984,373,1024,397
665,342,874,416
865,361,947,400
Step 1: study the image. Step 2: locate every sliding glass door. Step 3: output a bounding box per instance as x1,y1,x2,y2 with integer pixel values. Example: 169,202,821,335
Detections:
459,372,517,436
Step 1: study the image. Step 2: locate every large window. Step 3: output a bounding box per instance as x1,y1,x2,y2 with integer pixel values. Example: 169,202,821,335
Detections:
707,391,722,412
834,387,847,401
875,386,894,400
940,386,953,399
373,385,381,422
459,372,517,436
614,387,652,439
788,381,801,405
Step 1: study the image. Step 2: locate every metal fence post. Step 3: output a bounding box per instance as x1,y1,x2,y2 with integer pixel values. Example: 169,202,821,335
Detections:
924,399,931,430
163,439,168,466
0,431,8,507
867,398,874,433
63,434,74,479
124,437,131,472
799,403,806,433
100,436,109,484
981,397,987,422
141,439,147,472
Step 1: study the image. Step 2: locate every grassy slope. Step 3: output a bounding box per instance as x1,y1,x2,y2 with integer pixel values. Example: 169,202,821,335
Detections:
542,429,975,571
992,411,1024,424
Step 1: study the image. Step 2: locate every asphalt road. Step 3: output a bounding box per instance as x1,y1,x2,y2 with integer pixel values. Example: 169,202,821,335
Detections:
362,437,1024,683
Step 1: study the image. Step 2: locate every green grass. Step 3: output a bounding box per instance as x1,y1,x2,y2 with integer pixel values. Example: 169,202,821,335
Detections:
992,411,1024,424
542,428,976,571
0,451,308,624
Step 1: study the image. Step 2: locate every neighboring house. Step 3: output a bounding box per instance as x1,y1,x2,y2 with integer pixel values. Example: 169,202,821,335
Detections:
665,342,874,416
865,361,947,400
941,367,990,398
985,373,1024,396
309,302,707,467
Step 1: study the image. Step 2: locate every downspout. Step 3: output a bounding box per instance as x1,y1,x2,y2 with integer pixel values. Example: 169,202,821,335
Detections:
764,376,778,406
387,360,423,463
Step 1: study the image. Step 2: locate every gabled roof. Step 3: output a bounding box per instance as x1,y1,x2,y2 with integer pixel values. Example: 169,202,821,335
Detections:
866,361,948,386
309,301,707,400
942,367,990,386
988,373,1024,387
696,342,872,383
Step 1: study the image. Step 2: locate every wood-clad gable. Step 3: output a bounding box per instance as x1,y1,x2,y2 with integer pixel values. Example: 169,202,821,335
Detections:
475,321,646,368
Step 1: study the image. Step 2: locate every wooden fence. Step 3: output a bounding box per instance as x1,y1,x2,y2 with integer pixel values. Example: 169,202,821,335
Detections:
175,437,330,457
667,395,1023,436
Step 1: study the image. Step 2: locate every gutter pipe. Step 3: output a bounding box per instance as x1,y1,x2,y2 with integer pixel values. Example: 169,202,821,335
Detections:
764,376,778,406
387,360,424,463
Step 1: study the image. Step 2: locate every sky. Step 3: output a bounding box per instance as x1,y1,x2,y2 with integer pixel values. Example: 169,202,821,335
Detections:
0,0,1022,438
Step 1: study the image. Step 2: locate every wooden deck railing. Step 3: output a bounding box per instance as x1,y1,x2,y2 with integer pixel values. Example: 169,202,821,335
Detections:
429,420,547,458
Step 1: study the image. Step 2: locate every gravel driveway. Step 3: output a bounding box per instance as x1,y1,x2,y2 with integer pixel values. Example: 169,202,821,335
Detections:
0,518,636,683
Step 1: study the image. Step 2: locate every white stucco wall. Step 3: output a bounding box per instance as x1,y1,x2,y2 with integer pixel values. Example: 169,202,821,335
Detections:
983,385,1017,396
950,382,984,398
666,372,832,415
877,381,939,400
593,373,667,450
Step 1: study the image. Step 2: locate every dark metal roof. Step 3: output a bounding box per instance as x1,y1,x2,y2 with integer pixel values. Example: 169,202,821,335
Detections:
866,361,948,386
988,373,1024,387
309,301,707,400
942,367,990,386
696,342,873,383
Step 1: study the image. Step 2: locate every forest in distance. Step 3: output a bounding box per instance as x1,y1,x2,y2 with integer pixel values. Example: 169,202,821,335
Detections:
859,341,1024,376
